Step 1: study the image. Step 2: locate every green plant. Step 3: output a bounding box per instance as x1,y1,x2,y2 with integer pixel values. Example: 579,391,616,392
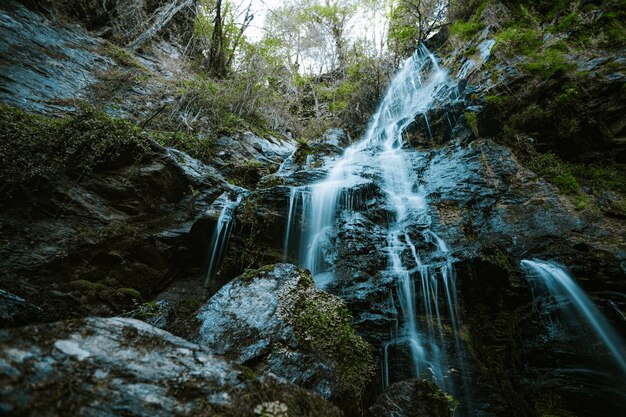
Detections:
450,21,485,40
101,41,148,71
465,111,479,137
494,27,541,56
523,49,575,78
553,172,580,195
0,105,151,193
151,130,216,163
485,94,510,107
293,279,375,400
555,10,581,33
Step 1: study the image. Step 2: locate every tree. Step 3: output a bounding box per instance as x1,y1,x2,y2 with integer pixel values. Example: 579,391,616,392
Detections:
388,0,449,59
196,0,254,77
306,0,357,70
208,0,226,76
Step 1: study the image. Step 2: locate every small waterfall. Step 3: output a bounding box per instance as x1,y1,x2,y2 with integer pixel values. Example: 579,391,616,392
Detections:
282,45,476,410
203,193,242,292
521,259,626,377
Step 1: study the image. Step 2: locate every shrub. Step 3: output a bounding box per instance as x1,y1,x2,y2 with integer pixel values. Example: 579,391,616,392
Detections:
494,27,541,55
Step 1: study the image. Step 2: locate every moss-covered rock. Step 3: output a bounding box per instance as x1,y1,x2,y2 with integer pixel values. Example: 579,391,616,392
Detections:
0,317,342,417
368,379,457,417
196,263,375,416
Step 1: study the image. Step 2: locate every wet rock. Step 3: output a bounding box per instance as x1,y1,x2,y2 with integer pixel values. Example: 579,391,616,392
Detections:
212,133,296,188
319,128,351,148
0,289,44,327
0,317,342,417
0,1,111,114
196,263,375,415
368,379,455,417
0,123,226,324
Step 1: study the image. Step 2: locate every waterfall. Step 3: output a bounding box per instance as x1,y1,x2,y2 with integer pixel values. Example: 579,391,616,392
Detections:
521,259,626,377
203,193,242,292
282,45,475,408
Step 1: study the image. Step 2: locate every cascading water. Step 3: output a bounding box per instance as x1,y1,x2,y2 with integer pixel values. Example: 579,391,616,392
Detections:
203,192,243,292
521,259,626,378
283,45,476,411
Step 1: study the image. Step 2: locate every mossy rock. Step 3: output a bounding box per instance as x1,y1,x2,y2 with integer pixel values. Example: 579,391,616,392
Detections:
196,263,375,416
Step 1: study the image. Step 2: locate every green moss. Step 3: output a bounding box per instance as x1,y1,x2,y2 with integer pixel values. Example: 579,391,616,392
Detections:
482,248,511,271
574,194,592,211
485,95,510,107
450,21,485,40
235,365,257,382
571,164,626,194
553,172,580,195
294,140,313,166
0,105,151,193
131,300,164,318
523,49,575,78
67,280,109,293
426,383,458,415
101,41,148,71
465,111,479,137
239,264,277,284
117,287,142,301
293,287,375,401
261,175,286,188
494,27,541,56
226,159,268,189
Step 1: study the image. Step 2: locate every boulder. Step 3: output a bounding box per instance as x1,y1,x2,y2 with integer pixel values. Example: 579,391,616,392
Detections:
368,379,456,417
0,317,342,417
196,263,375,415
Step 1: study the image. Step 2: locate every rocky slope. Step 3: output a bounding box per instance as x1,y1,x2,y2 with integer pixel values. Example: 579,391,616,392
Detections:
1,1,625,417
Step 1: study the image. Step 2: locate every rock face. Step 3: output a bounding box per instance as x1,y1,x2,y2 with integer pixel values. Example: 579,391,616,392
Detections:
0,118,226,324
368,379,455,417
0,289,44,327
0,1,109,114
0,317,342,417
196,263,375,416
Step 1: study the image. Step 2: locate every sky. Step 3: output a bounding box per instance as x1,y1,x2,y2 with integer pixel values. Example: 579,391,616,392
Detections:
238,0,388,44
242,0,284,41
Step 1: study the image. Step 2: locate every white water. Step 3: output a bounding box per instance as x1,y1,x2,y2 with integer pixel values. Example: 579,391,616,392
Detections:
203,193,242,291
283,46,472,404
521,259,626,377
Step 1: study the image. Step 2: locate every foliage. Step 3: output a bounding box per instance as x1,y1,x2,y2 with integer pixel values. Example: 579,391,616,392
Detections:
226,159,269,188
0,105,151,193
465,111,479,137
101,41,147,70
449,20,484,40
388,0,450,57
485,94,510,107
494,27,541,55
528,153,579,195
522,49,575,78
151,130,216,162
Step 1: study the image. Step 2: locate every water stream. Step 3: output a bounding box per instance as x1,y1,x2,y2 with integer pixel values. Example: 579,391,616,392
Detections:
521,259,626,377
283,45,475,410
203,192,243,292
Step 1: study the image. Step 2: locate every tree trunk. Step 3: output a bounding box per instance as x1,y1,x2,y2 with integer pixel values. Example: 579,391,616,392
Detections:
209,0,226,77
